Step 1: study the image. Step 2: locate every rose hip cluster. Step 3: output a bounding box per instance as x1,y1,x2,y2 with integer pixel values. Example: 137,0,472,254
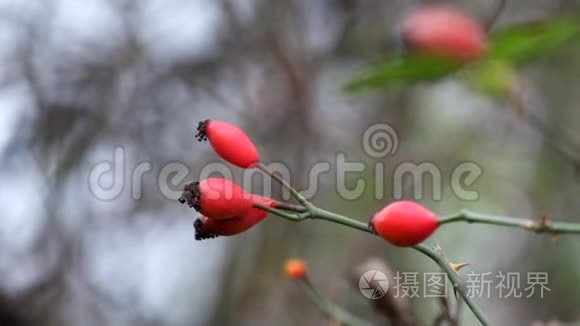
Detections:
179,120,272,240
180,119,441,246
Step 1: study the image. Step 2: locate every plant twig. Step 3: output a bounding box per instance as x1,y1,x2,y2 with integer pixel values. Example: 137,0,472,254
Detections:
272,201,308,213
438,210,580,235
434,288,458,326
310,207,374,233
253,171,495,325
257,202,491,324
256,163,311,207
298,279,374,326
258,193,580,324
484,0,507,31
413,244,491,326
254,203,310,221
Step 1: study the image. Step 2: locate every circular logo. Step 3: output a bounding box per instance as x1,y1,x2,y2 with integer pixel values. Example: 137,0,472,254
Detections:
359,270,389,299
362,123,399,158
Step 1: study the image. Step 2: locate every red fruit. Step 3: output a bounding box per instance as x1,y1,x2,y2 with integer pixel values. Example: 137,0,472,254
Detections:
370,201,439,247
193,195,275,240
179,178,253,219
196,120,259,168
402,5,487,61
284,259,307,279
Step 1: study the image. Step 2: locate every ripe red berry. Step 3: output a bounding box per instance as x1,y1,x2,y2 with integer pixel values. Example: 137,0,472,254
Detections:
193,195,275,240
370,201,439,247
401,5,487,61
179,178,253,219
196,120,259,168
284,259,307,279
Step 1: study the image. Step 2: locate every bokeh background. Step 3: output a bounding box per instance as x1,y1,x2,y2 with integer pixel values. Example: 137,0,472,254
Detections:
1,0,580,325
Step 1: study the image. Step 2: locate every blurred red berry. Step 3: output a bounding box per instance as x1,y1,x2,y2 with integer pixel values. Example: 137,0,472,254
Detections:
370,201,439,246
196,120,259,168
402,5,487,61
193,195,275,240
284,259,307,279
179,178,253,219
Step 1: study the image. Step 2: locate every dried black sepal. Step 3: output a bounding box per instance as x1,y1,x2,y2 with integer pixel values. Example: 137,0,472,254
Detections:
195,120,210,142
194,218,218,241
179,181,201,211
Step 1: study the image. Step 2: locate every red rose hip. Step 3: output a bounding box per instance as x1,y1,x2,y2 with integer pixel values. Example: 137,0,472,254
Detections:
370,201,439,246
196,120,259,168
193,195,275,240
179,178,253,219
401,5,487,61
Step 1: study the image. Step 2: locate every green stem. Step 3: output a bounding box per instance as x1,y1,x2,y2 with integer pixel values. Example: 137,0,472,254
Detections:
298,279,373,326
253,203,309,221
439,210,580,234
272,201,308,213
256,163,310,207
310,207,374,234
254,168,492,325
260,204,491,324
413,244,491,326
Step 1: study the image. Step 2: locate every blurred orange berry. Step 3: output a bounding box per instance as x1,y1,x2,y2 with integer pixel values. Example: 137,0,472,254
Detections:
284,259,307,279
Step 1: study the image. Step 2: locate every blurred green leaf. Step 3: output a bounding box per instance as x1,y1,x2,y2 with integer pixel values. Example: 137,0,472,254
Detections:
344,54,461,92
463,60,517,99
488,15,580,65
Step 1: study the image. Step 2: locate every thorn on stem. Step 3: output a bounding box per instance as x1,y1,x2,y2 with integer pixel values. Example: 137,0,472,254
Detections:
450,262,470,273
538,214,552,229
434,244,443,253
